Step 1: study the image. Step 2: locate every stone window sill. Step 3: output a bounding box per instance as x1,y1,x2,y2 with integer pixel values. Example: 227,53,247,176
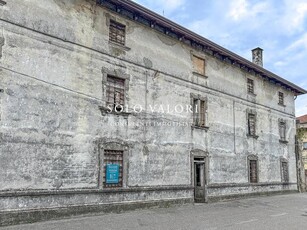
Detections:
192,72,208,78
192,125,209,132
247,92,257,97
279,139,288,144
108,41,131,51
247,134,259,139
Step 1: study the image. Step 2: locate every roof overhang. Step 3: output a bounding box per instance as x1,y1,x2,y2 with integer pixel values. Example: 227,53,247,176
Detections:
97,0,307,95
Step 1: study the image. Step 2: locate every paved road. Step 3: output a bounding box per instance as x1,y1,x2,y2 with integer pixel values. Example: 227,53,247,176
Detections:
2,193,307,230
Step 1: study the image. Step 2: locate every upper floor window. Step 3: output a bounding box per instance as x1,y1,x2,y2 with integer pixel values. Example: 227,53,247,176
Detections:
193,98,207,128
109,20,126,46
278,92,284,106
106,75,125,112
192,55,206,76
279,120,286,142
303,142,307,150
247,79,254,94
247,113,256,137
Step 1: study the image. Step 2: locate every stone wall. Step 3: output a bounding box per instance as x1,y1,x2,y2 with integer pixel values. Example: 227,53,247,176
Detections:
0,0,299,225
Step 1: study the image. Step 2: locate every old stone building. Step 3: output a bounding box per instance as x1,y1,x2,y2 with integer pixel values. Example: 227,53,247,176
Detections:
0,0,306,225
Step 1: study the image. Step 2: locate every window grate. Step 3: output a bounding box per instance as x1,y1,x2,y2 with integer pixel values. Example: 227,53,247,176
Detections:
281,162,289,182
247,79,254,94
103,150,124,188
249,160,258,183
106,76,125,111
278,92,284,105
109,20,126,45
248,113,256,136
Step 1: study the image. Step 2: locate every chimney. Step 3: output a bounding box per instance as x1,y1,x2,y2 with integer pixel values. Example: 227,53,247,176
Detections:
252,47,263,67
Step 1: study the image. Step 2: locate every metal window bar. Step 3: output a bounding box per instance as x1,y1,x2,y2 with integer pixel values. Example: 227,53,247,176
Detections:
279,92,284,105
107,76,125,109
248,114,256,136
109,20,126,45
247,79,254,94
103,150,124,188
250,160,257,183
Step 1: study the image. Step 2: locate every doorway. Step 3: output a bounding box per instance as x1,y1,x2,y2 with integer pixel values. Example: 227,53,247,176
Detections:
194,157,206,202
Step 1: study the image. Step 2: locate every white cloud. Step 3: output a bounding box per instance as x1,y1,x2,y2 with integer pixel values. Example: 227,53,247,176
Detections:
281,0,307,34
287,33,307,50
228,0,269,21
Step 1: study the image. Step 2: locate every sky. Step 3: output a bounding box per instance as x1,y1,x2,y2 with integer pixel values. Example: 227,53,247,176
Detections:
132,0,307,117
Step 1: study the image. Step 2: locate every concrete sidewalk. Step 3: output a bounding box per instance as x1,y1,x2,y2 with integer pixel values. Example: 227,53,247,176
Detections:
1,193,307,230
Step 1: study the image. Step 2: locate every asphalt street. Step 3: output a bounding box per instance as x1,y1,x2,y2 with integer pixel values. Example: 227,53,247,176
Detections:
1,193,307,230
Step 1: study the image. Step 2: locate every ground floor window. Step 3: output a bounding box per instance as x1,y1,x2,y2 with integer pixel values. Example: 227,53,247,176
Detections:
103,150,124,188
248,155,258,183
281,160,289,183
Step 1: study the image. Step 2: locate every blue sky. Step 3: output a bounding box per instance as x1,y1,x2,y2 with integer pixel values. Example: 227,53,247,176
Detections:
133,0,307,116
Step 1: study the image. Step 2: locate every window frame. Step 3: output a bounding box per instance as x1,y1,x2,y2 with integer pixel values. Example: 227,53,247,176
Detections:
109,19,126,46
247,155,259,184
278,92,285,106
103,150,124,188
278,119,288,143
191,94,208,130
303,142,307,150
246,110,258,138
100,70,130,116
99,142,129,189
106,75,125,112
247,78,255,95
280,158,289,183
192,54,207,77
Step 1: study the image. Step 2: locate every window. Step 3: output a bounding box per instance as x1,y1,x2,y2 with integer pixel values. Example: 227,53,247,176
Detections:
109,20,126,46
279,121,286,142
278,92,284,105
281,161,289,183
247,113,256,136
193,98,207,127
106,75,125,112
192,55,206,76
303,142,307,150
247,79,254,94
249,160,258,183
103,150,124,188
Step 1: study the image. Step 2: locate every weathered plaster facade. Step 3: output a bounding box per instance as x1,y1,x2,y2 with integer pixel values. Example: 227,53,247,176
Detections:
0,0,306,225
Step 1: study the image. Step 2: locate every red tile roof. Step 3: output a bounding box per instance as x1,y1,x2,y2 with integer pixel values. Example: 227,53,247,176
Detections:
297,114,307,124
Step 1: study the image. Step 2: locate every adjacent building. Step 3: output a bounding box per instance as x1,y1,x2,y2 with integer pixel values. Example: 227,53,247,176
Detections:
0,0,306,225
297,114,307,190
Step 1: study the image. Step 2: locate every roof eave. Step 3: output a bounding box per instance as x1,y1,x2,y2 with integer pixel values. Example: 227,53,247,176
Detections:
99,0,307,95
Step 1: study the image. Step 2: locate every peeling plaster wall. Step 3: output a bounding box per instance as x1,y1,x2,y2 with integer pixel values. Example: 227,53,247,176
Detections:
0,0,298,213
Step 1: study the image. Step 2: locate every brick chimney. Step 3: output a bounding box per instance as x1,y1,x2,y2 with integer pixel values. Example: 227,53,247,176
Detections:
252,47,263,67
